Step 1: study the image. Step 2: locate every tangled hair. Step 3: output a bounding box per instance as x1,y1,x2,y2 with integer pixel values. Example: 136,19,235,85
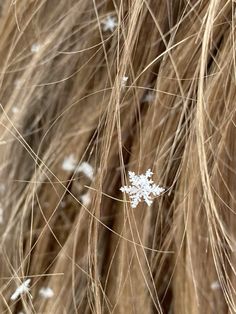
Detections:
0,0,235,313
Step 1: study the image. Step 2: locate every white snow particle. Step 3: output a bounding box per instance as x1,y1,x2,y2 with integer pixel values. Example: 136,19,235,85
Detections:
211,281,220,290
143,91,155,103
60,200,66,208
10,279,31,301
77,162,94,180
31,43,41,53
39,287,54,299
121,76,128,88
14,79,22,89
101,16,118,32
12,107,19,114
120,169,165,208
62,154,77,172
80,192,91,206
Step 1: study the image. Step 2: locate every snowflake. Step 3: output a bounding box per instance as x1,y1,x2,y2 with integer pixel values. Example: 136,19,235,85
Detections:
101,16,118,32
12,106,19,114
143,91,155,103
80,192,91,206
77,162,94,180
10,279,31,301
31,43,41,53
62,154,77,172
210,281,220,290
39,287,54,299
121,76,128,88
120,169,165,208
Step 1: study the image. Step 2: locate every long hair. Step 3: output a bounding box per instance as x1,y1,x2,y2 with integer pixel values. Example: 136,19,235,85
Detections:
0,0,235,313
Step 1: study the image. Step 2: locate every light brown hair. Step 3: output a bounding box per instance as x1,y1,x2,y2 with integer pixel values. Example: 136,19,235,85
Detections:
0,0,235,313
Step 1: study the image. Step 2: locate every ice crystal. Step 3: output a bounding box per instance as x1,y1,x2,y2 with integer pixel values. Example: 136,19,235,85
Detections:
80,192,91,206
39,287,54,299
211,281,220,290
31,43,41,53
101,16,117,32
121,76,128,87
62,154,77,172
143,91,155,103
77,162,94,180
10,279,31,301
12,107,19,114
120,169,165,208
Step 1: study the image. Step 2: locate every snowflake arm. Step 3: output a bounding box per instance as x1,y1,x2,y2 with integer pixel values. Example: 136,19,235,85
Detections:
120,169,165,208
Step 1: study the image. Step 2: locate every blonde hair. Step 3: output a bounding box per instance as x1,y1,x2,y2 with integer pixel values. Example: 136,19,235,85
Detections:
0,0,235,313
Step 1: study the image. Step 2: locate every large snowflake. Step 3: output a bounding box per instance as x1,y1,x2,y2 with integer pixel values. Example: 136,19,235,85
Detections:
120,169,165,208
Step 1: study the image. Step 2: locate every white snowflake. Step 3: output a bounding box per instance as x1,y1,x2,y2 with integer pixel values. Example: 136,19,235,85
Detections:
210,281,220,290
143,91,155,103
101,16,118,32
80,192,91,206
31,43,41,53
62,154,77,172
77,162,94,180
10,279,31,301
39,287,54,299
120,169,165,208
121,76,128,88
14,79,22,89
12,106,19,114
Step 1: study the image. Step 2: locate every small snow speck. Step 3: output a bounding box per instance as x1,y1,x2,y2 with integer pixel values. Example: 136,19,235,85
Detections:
12,107,19,114
211,281,220,290
121,76,128,88
143,91,155,103
62,154,77,172
81,192,91,206
39,287,54,299
77,162,94,180
31,43,41,53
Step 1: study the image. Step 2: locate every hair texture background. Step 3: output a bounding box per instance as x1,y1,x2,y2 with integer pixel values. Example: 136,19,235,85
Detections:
0,0,235,313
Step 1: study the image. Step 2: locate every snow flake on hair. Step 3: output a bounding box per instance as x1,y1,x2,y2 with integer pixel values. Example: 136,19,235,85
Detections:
39,287,54,299
121,76,128,88
31,43,41,53
120,169,165,208
80,192,91,207
101,16,117,32
10,279,31,301
143,91,155,103
62,154,77,172
211,281,220,290
77,162,94,180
